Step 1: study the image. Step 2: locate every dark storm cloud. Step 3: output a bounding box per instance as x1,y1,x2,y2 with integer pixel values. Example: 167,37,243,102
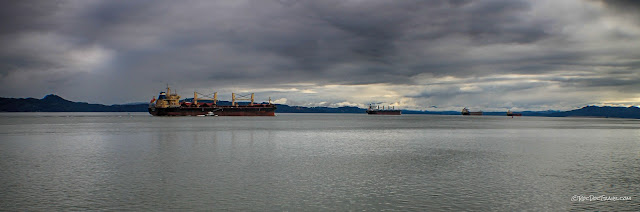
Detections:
1,0,543,82
0,1,60,73
268,0,550,81
553,69,640,91
0,1,61,34
595,0,640,12
0,0,638,108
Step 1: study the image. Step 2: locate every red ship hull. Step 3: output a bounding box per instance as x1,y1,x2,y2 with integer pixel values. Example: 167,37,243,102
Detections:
366,110,401,115
149,105,276,116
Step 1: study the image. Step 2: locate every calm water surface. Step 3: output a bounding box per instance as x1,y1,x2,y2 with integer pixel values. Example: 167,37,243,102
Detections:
1,113,638,211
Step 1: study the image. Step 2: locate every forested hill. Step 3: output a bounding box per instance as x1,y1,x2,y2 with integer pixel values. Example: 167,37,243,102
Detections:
0,94,149,112
549,106,640,119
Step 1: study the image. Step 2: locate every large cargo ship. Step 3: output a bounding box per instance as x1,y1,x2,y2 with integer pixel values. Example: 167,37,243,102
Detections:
148,86,276,116
461,108,483,115
507,110,522,116
366,104,401,115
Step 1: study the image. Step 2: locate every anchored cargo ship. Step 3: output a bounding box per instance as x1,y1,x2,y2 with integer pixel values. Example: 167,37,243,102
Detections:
507,110,522,116
367,104,401,115
148,86,276,116
461,108,483,115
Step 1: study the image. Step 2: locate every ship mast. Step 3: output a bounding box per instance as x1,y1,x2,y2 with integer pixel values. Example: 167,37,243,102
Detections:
192,91,219,106
232,93,255,106
194,91,198,107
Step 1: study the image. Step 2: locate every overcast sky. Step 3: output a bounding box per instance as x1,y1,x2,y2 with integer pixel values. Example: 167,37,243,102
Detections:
1,0,639,111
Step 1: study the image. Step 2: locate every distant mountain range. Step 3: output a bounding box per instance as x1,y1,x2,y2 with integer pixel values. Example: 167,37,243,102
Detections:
0,94,149,112
1,94,639,119
548,105,640,119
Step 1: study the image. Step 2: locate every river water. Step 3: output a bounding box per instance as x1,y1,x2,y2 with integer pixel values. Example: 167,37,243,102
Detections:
0,113,638,211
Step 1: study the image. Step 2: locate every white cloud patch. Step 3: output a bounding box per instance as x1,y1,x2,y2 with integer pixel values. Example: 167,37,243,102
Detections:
332,101,361,108
272,98,287,104
65,45,114,71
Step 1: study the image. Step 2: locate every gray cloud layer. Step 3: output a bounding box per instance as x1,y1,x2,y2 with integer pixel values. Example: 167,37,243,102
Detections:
1,0,639,110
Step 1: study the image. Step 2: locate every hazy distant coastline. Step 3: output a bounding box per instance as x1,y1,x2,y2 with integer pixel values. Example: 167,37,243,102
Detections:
1,94,639,119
